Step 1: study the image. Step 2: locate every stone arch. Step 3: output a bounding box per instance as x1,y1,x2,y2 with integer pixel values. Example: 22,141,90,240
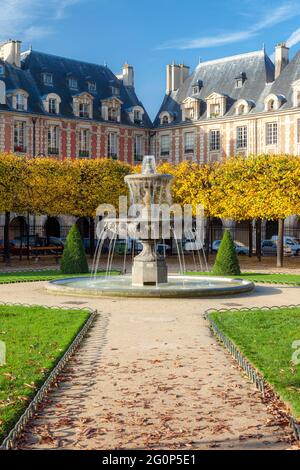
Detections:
9,216,27,241
76,217,90,240
45,216,61,238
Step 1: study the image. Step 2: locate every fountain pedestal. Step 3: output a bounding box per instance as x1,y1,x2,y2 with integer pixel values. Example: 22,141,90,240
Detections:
132,240,168,286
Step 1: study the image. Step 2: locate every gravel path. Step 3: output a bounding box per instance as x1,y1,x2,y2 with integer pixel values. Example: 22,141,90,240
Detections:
0,282,298,450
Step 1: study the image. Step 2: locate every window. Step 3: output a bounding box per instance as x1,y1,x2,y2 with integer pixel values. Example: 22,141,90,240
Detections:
0,65,4,76
298,119,300,143
184,132,194,153
235,78,243,89
49,98,57,114
162,116,169,125
134,135,143,162
15,93,26,111
237,126,247,149
88,81,96,93
108,107,118,122
79,129,90,158
48,125,59,155
209,130,220,151
210,103,220,118
14,121,26,153
43,73,53,86
79,102,90,118
134,109,142,124
266,122,278,146
68,78,78,90
161,135,170,156
108,132,117,159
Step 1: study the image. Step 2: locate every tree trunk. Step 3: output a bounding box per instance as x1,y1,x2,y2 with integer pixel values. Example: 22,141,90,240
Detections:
256,219,262,262
205,217,211,259
3,211,10,264
277,218,285,268
89,217,95,259
248,220,253,258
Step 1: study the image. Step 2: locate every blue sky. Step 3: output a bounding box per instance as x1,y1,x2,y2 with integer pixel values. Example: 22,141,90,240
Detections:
1,0,300,118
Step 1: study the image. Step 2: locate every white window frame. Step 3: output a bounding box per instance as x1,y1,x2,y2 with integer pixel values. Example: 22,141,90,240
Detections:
236,126,247,149
134,134,144,162
43,73,53,86
209,130,221,151
160,134,170,156
14,121,27,153
108,132,118,159
266,122,278,146
184,132,195,154
68,77,78,90
15,93,26,111
48,98,57,114
88,81,97,93
48,125,60,156
79,129,90,158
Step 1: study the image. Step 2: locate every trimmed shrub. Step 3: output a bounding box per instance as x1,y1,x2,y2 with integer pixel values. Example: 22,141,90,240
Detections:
212,230,241,276
61,224,89,275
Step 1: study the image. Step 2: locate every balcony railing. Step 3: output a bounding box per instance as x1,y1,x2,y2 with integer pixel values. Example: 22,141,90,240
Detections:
79,150,90,158
48,147,59,156
14,145,26,153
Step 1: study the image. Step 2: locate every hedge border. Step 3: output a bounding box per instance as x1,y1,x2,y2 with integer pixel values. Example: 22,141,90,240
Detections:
205,305,300,442
0,302,98,450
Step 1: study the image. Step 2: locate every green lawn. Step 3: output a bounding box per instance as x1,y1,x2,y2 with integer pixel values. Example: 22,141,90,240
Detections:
0,269,120,284
0,305,91,442
186,271,300,285
210,307,300,419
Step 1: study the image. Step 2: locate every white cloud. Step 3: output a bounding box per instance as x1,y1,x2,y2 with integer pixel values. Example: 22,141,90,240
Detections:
0,0,82,43
286,27,300,47
157,2,300,50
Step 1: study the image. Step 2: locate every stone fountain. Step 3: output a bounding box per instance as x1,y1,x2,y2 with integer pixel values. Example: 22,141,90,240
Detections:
125,156,172,286
47,156,255,298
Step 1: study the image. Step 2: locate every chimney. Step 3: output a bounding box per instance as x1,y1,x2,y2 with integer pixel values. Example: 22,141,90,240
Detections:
0,40,22,67
275,42,289,79
121,63,134,87
166,62,190,94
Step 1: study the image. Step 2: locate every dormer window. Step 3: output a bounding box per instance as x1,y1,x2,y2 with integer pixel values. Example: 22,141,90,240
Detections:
73,93,93,119
43,93,61,115
206,92,227,119
235,98,253,115
292,79,300,107
101,97,123,123
111,86,120,96
43,73,53,86
192,80,203,95
68,77,78,90
159,111,174,125
88,81,97,93
264,94,285,112
235,73,246,89
134,109,141,123
10,90,29,111
181,97,200,122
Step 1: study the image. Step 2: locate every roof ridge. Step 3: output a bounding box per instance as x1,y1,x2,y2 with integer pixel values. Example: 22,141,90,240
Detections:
196,50,265,68
21,49,108,70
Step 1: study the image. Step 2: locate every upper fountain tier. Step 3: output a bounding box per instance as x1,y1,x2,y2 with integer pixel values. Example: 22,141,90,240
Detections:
125,156,173,207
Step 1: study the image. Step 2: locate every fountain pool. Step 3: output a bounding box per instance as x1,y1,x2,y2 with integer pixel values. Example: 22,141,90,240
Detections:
47,156,255,298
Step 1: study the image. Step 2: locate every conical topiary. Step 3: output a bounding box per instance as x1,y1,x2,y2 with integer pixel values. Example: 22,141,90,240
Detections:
61,224,89,275
212,230,241,276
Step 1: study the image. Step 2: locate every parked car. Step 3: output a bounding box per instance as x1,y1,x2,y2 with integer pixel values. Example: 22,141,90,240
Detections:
184,238,205,252
261,240,292,256
212,240,249,255
271,236,300,256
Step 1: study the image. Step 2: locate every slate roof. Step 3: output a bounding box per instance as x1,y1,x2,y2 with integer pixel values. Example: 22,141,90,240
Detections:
269,50,300,109
0,49,152,127
154,50,275,127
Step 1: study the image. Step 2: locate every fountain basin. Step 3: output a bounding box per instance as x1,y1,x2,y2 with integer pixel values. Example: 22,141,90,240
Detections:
46,275,255,298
